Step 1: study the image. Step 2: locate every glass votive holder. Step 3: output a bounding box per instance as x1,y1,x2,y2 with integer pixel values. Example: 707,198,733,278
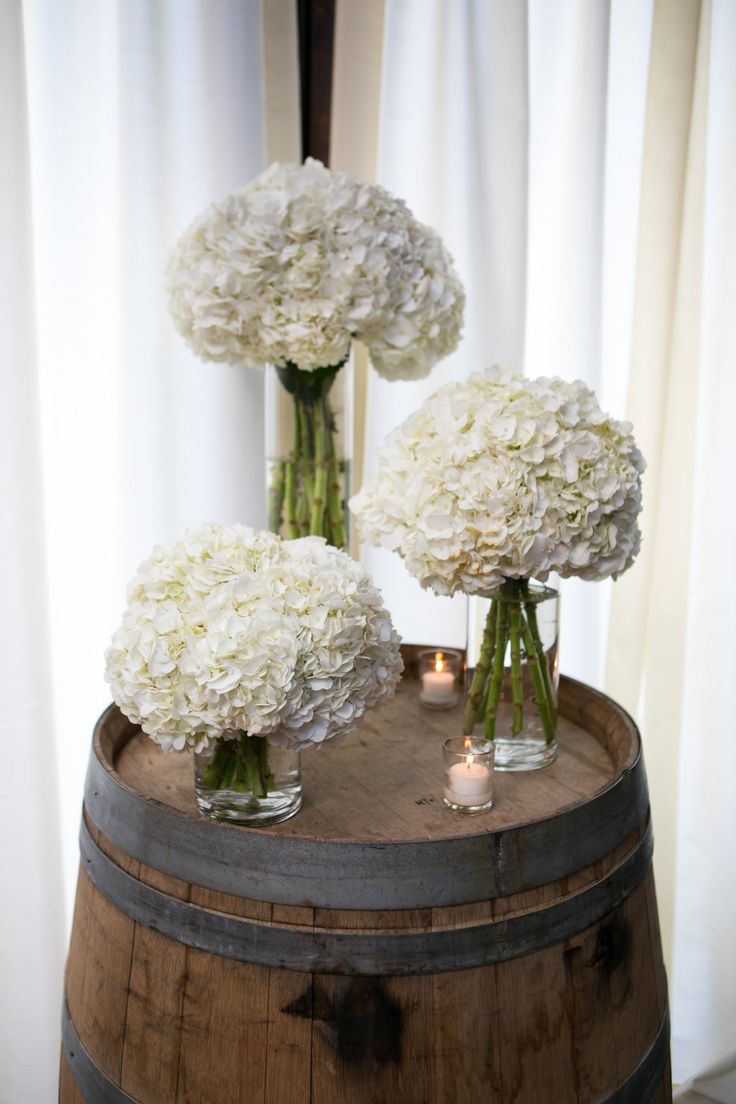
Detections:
418,648,461,710
443,737,494,814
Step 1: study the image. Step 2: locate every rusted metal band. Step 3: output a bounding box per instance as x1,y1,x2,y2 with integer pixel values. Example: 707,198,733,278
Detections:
80,814,653,976
62,992,669,1103
61,998,137,1103
84,682,649,911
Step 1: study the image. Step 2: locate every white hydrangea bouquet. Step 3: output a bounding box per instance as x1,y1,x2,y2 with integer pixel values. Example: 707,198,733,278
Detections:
166,159,465,548
350,371,645,769
105,523,403,823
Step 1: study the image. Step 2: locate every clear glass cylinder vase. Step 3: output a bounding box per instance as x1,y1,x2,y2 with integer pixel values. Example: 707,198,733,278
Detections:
194,733,302,826
464,579,560,771
265,356,353,550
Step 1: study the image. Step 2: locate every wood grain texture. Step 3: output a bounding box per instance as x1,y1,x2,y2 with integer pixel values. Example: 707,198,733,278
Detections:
62,672,671,1103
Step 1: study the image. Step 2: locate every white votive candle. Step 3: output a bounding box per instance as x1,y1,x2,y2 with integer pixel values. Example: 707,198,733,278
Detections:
445,760,493,807
421,668,456,704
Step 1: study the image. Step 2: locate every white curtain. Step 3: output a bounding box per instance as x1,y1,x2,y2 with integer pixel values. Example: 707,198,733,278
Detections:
1,2,297,1099
669,0,736,1086
1,6,65,1102
334,0,736,1086
355,0,653,684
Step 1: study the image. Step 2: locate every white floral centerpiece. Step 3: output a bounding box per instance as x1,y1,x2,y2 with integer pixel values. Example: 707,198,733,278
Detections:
350,371,645,769
105,523,403,822
166,159,465,547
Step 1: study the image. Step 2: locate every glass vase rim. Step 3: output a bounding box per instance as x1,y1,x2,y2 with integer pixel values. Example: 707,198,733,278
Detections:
417,646,463,660
443,736,495,757
467,578,559,603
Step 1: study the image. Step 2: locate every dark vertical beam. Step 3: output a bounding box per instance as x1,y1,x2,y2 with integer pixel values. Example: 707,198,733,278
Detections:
298,0,337,165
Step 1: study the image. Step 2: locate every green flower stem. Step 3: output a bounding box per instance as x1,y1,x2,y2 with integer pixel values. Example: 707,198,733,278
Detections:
310,403,329,535
243,734,269,797
221,753,237,789
256,735,275,790
268,460,286,534
508,593,524,735
522,583,557,727
463,601,497,735
324,394,347,548
484,597,509,742
284,458,299,539
519,612,556,742
202,742,234,789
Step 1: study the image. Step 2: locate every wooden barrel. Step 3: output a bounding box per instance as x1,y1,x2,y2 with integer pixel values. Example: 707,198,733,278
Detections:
61,673,671,1103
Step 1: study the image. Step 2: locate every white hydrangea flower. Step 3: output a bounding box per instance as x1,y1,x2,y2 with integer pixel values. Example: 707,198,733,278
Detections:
105,524,403,752
166,159,465,380
349,372,645,596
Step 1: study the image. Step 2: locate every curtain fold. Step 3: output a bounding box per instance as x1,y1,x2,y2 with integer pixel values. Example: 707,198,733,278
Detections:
0,6,65,1101
605,0,706,972
669,0,736,1084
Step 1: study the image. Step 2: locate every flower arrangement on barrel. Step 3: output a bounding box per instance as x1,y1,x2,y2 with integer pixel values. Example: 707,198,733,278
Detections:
105,524,403,824
166,158,465,547
102,158,646,824
351,371,645,772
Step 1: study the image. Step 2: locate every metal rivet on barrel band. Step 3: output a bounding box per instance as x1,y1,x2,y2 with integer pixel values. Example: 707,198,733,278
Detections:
62,995,669,1104
80,815,654,976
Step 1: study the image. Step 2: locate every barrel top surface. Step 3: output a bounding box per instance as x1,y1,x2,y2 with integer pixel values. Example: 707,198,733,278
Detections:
103,674,633,846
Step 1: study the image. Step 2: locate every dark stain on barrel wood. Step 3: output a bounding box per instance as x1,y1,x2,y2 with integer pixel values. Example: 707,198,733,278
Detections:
591,915,633,978
283,985,313,1020
314,977,404,1068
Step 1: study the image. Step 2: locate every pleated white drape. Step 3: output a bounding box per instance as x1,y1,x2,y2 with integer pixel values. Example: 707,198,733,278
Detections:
334,0,736,1086
1,2,297,1099
0,7,66,1102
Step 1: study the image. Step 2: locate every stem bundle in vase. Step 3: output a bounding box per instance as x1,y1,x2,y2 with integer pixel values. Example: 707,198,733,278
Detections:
202,733,275,798
271,361,347,545
463,581,557,743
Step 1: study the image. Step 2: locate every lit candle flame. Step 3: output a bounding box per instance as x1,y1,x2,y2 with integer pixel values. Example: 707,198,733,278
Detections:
434,651,444,673
464,736,472,752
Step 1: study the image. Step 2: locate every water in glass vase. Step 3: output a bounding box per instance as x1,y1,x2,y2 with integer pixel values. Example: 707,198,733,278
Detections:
194,734,301,825
465,580,560,771
265,359,353,550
